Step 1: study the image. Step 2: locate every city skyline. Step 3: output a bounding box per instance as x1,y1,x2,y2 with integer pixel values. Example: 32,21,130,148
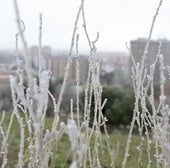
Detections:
0,0,170,52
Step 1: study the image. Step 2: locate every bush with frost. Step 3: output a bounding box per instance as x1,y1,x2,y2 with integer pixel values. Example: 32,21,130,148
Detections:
0,0,115,167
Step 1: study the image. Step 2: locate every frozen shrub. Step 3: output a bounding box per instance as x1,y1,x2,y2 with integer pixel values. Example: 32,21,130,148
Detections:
0,0,116,167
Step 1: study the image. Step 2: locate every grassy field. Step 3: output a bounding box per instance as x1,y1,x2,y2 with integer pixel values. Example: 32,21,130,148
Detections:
0,112,158,168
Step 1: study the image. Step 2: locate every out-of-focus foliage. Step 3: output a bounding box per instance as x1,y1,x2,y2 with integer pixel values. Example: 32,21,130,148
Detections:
102,86,134,126
80,86,135,127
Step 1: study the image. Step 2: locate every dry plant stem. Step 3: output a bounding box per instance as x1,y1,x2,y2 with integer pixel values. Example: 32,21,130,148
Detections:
81,7,99,147
1,131,8,168
82,89,91,167
93,63,102,168
48,90,58,121
122,1,164,168
41,91,64,167
82,3,99,128
15,31,33,135
83,65,94,167
37,14,48,129
0,111,5,126
17,62,33,134
10,0,114,167
33,71,50,164
158,54,169,167
159,55,166,107
10,77,25,168
1,110,15,167
2,113,15,167
70,99,74,119
144,123,151,168
123,68,141,168
81,1,94,121
150,44,161,168
100,100,115,167
146,53,162,168
122,108,136,168
140,0,163,77
152,103,160,167
155,42,163,113
84,59,101,167
81,5,115,167
93,87,102,167
38,13,43,75
126,43,136,67
17,118,25,168
15,30,35,167
85,42,114,167
0,112,7,168
52,0,85,131
81,49,96,167
75,34,81,130
82,7,92,50
83,59,93,135
13,0,33,90
3,111,15,150
35,125,43,164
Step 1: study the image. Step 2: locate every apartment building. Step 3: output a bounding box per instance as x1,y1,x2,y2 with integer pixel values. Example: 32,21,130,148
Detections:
130,38,170,94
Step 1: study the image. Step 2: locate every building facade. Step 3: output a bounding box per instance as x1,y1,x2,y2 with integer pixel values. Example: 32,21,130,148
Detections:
51,55,88,84
30,46,89,85
130,38,170,84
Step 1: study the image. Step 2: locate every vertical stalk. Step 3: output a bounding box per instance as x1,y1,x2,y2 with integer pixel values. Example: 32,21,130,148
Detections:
13,0,33,90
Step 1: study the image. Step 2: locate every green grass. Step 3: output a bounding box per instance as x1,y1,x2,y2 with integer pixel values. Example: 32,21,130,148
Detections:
0,112,159,167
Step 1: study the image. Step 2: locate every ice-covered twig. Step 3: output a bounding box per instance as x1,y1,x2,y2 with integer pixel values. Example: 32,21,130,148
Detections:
13,0,33,90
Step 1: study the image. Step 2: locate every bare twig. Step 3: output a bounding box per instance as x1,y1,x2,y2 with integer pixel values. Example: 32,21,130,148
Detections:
13,0,33,90
52,0,85,131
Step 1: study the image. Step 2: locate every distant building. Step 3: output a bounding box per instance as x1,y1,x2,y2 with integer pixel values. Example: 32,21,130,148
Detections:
51,55,88,84
29,46,89,84
130,38,170,92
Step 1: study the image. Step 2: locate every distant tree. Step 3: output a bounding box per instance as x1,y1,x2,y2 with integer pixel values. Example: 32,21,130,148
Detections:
80,86,135,127
102,86,134,126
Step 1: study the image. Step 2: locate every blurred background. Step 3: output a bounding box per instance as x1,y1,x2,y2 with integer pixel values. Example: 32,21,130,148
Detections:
0,0,170,130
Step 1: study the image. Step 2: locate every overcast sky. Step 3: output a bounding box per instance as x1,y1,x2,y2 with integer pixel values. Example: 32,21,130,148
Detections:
0,0,170,52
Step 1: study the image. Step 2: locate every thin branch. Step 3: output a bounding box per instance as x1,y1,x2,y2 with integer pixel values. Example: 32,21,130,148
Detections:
13,0,33,90
140,0,164,74
38,13,43,75
52,0,85,130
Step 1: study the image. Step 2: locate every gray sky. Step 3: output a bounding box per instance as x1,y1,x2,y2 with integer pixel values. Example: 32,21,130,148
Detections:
0,0,170,52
